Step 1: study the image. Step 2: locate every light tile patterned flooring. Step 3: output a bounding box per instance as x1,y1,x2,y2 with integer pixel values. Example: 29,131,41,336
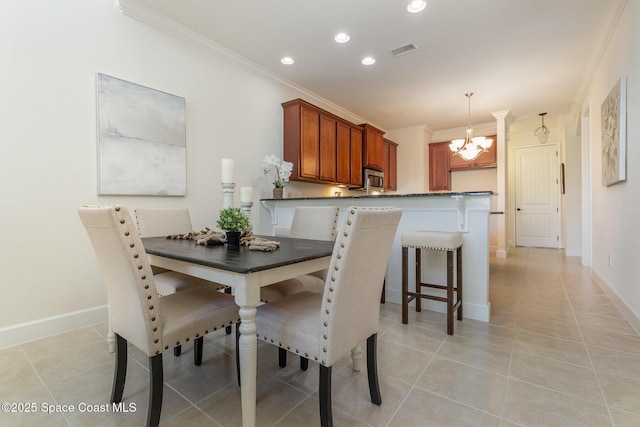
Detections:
2,247,640,426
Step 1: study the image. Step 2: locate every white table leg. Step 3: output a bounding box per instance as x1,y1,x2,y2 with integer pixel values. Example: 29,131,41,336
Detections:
351,344,363,372
107,312,115,353
238,306,257,427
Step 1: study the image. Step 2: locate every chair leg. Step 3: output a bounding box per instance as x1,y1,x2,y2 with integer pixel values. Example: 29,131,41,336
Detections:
446,250,454,335
366,334,382,405
194,337,204,366
401,246,409,324
457,247,463,320
225,287,233,335
319,365,333,427
235,323,241,387
415,248,422,312
173,345,181,357
147,354,163,427
278,348,287,368
111,334,127,403
300,356,309,371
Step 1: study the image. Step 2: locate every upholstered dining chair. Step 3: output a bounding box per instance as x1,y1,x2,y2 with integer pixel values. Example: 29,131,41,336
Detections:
255,206,402,427
135,208,219,296
260,206,339,302
260,206,339,369
135,208,233,356
78,205,240,427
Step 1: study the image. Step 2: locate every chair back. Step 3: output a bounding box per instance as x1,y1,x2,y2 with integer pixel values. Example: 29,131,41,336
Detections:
135,208,193,237
321,206,401,366
290,206,339,241
78,205,162,356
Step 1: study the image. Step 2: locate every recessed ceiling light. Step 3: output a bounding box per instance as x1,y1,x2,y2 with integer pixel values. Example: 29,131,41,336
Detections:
281,57,295,65
362,57,376,65
407,0,426,13
334,33,350,43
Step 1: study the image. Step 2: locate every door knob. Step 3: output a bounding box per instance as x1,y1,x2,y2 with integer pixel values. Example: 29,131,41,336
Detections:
516,208,521,211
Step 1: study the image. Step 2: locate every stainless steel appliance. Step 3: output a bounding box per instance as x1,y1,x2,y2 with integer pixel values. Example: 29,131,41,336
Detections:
361,168,384,194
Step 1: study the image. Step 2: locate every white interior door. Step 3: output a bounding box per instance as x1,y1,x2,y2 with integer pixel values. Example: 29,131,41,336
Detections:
515,144,561,248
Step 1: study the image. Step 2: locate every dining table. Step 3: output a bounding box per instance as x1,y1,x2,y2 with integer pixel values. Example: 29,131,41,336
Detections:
141,235,334,427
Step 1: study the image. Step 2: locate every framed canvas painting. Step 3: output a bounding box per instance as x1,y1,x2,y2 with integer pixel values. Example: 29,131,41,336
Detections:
601,75,626,186
97,73,187,196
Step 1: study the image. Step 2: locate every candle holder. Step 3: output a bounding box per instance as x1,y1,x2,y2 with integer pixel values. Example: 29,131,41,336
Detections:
221,182,235,209
240,201,253,217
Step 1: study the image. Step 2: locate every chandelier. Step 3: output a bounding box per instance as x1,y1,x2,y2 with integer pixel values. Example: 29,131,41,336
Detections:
534,112,550,144
449,92,493,161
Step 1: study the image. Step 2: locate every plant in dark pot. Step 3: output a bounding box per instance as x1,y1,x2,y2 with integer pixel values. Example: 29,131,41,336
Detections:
216,207,250,247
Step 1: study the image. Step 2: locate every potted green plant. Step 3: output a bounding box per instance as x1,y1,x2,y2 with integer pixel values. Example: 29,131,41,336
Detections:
216,207,250,247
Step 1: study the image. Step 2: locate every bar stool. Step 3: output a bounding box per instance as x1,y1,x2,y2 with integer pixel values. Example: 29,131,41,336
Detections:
401,231,463,335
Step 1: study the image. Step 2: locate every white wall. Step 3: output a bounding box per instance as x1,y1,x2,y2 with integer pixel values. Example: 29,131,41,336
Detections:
385,125,431,194
582,0,640,327
0,0,354,347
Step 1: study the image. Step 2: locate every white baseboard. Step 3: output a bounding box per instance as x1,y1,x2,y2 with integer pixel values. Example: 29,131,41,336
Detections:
591,270,640,334
0,305,108,350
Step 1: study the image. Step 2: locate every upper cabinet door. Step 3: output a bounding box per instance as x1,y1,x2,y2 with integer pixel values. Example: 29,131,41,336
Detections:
319,114,337,182
362,124,384,170
350,126,363,187
299,105,321,179
386,139,398,190
429,141,451,191
336,121,351,184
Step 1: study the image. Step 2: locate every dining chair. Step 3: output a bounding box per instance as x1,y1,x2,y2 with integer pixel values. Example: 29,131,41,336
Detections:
261,206,339,302
255,206,402,427
135,208,233,356
78,205,240,427
260,206,339,370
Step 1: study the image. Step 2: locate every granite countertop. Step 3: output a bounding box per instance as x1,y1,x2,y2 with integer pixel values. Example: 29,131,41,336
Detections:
260,191,493,201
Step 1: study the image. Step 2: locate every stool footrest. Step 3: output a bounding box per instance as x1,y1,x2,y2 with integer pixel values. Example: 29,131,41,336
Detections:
418,282,447,290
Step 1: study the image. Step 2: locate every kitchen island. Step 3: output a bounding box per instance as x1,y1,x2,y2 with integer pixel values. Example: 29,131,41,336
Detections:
258,192,492,322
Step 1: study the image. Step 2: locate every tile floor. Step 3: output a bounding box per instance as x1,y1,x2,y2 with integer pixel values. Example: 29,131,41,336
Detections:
2,247,640,426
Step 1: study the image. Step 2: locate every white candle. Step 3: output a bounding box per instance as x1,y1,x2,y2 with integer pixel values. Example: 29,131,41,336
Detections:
240,186,253,203
221,159,234,183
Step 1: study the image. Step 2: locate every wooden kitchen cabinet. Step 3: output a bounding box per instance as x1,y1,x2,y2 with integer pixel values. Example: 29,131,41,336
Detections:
429,141,451,191
361,124,385,171
283,98,368,187
283,100,320,181
383,138,398,191
449,135,497,170
350,126,363,187
319,114,337,182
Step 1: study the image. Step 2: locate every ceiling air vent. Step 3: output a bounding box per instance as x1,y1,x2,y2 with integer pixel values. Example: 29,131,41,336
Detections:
390,43,418,57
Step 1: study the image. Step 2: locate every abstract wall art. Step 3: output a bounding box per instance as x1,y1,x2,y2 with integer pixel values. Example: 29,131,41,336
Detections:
97,73,186,196
601,75,626,187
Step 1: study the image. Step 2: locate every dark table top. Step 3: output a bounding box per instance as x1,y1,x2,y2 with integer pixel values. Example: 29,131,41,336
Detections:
142,236,335,274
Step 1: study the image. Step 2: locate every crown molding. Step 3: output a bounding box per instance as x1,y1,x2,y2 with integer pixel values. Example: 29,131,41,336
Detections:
115,0,369,127
574,0,629,108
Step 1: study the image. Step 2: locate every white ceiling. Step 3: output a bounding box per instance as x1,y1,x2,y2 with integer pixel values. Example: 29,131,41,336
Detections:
126,0,616,132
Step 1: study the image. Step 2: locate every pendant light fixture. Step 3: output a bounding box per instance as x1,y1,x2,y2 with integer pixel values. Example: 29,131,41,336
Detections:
534,112,550,144
449,92,493,161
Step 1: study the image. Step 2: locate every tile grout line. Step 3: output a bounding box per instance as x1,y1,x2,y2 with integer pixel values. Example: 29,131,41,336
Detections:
561,274,616,426
498,247,527,426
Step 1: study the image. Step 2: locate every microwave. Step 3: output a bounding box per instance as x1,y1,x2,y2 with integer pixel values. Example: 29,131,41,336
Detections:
362,168,384,193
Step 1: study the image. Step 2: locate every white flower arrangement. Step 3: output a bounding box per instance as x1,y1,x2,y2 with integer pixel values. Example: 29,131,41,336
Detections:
262,154,294,188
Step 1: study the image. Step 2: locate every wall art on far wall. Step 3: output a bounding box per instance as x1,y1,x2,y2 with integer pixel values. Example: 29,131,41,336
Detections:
601,75,626,187
97,73,186,196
